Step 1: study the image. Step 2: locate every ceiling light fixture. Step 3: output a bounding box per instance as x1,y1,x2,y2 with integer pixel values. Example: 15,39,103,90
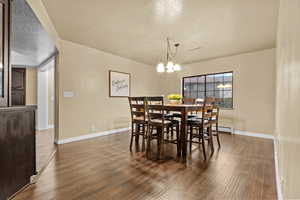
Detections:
156,62,165,72
156,38,182,73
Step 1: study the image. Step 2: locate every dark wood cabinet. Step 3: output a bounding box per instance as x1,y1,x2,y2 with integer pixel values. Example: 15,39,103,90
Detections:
0,106,37,200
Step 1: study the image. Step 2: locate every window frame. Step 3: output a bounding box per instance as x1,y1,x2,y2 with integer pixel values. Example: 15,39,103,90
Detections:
182,71,234,109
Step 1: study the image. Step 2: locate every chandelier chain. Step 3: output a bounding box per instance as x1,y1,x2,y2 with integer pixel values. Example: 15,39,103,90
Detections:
156,37,182,73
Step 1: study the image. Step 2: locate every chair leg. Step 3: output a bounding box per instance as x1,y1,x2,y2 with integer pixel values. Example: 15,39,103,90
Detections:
135,124,140,144
198,127,201,147
200,128,207,160
146,125,152,157
189,125,193,152
167,126,170,139
130,123,135,151
209,126,214,152
157,127,162,159
216,124,221,148
176,124,180,156
142,124,146,151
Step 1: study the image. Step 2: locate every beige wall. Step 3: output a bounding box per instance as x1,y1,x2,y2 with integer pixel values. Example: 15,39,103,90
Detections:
276,0,300,199
161,49,276,135
57,40,162,140
25,68,37,105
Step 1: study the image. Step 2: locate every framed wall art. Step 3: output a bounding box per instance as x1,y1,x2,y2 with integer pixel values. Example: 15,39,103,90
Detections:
109,70,131,97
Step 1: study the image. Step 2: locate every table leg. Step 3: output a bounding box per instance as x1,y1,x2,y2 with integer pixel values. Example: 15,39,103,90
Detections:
180,110,187,160
177,121,182,157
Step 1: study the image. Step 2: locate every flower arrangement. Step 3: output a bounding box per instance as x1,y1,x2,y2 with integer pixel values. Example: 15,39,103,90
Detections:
167,94,182,104
167,94,182,100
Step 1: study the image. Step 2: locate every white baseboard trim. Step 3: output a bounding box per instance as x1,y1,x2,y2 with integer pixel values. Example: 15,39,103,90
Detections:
56,127,130,144
36,127,51,131
273,139,283,200
218,126,234,133
233,130,275,140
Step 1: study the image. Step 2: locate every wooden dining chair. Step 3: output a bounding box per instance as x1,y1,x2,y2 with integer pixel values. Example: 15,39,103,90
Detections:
182,98,195,104
184,97,199,118
187,97,215,160
128,97,147,151
211,104,221,148
145,96,180,159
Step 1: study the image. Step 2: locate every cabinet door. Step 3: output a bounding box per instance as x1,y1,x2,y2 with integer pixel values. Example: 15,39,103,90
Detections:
11,68,26,106
0,0,10,107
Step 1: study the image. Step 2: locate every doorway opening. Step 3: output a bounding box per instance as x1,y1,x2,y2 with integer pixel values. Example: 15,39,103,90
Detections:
11,0,58,173
36,58,56,171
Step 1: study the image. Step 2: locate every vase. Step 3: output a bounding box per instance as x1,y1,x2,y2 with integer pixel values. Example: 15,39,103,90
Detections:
169,99,181,104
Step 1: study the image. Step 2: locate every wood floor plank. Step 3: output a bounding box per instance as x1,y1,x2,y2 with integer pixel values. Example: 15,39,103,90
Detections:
13,132,277,200
36,128,56,171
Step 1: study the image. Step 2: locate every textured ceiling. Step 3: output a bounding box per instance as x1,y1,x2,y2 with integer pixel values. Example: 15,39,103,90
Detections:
42,0,278,65
11,0,56,67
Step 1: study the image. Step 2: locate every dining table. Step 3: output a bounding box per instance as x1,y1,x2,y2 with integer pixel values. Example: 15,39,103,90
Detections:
162,104,204,161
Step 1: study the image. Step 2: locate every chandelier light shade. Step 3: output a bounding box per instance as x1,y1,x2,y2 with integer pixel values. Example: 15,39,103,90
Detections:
156,38,182,73
166,61,174,73
174,64,181,71
166,68,174,73
156,62,165,72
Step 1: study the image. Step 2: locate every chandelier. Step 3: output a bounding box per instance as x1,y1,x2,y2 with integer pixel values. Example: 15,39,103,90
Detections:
156,38,182,73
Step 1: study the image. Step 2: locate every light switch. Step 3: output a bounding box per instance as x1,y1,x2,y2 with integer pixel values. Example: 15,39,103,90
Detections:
63,91,74,98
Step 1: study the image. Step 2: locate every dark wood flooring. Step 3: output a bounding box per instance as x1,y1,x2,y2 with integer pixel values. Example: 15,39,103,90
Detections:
13,131,277,200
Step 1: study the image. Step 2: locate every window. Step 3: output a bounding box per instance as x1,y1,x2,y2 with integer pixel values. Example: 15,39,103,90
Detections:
182,72,233,108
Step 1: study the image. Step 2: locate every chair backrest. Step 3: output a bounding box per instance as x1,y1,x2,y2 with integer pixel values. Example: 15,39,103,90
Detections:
145,96,165,124
195,98,204,104
211,104,220,123
183,98,195,105
128,97,146,122
201,97,216,121
204,97,215,105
